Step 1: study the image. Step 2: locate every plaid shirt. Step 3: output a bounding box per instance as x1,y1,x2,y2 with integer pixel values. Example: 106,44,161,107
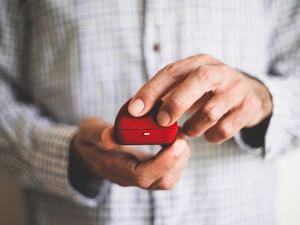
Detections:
0,0,300,225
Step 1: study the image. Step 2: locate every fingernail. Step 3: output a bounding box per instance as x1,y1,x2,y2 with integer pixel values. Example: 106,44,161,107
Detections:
173,140,187,157
129,98,144,115
157,110,171,126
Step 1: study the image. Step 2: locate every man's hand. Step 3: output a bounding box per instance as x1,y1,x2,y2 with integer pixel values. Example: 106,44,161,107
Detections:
128,54,273,144
69,117,190,197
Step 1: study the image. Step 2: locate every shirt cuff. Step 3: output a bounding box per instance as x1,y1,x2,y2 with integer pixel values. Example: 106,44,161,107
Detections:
234,133,263,156
258,76,295,161
234,115,271,157
31,124,111,207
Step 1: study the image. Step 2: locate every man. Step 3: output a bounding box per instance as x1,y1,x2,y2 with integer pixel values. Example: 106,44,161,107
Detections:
0,0,299,225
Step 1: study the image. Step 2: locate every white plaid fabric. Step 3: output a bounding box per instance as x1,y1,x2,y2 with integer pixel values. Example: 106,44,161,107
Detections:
0,0,300,225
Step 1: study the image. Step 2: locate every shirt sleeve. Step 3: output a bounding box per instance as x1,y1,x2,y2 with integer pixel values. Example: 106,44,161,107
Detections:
0,0,110,207
235,0,300,160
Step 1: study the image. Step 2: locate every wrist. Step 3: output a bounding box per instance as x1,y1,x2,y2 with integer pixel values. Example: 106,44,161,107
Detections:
68,134,103,198
243,74,273,127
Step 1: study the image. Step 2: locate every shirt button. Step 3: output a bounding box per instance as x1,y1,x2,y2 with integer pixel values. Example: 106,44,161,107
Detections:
153,43,160,52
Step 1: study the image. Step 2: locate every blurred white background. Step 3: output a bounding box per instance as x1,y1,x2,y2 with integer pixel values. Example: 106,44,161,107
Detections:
1,150,300,225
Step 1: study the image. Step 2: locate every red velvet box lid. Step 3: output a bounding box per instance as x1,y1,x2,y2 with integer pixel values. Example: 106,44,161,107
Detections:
115,99,177,130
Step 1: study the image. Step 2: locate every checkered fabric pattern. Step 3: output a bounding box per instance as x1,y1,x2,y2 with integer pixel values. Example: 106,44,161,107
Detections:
0,0,300,224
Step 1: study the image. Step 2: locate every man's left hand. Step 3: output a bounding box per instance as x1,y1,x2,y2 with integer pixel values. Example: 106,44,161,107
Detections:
128,54,273,144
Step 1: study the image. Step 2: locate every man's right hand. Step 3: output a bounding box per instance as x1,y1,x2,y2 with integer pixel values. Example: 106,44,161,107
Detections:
69,117,190,197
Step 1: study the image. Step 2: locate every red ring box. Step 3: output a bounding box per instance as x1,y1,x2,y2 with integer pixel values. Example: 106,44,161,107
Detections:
114,99,178,145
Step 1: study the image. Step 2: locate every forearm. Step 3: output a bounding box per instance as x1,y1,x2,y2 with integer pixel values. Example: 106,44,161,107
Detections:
0,79,109,207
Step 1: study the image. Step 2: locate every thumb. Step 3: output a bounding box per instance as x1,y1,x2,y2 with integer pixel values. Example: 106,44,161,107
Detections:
137,138,188,181
79,117,117,150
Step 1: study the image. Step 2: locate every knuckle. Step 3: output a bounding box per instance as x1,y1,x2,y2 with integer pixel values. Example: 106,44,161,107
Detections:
187,55,200,64
204,132,215,143
204,131,221,144
184,125,200,137
217,123,233,139
218,63,229,72
135,175,152,189
160,161,174,171
143,82,160,99
164,63,180,79
159,180,175,190
244,93,258,109
198,53,213,61
202,105,219,122
235,77,244,86
192,65,214,86
168,95,185,108
165,95,186,116
232,78,247,92
196,64,211,78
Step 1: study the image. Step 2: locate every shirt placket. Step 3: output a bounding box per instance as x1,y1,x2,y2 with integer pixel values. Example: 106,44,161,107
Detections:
143,1,173,225
142,0,162,80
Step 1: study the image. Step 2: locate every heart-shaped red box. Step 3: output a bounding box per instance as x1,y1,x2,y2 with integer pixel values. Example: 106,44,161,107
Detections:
114,99,178,145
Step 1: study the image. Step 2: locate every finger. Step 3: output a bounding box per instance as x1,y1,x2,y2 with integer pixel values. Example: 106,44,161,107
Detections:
187,91,213,114
204,99,255,143
95,149,142,185
150,145,190,190
128,55,218,117
157,64,221,126
134,138,188,188
75,143,149,187
79,117,120,150
183,80,246,137
160,127,188,151
78,117,112,146
101,126,118,150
